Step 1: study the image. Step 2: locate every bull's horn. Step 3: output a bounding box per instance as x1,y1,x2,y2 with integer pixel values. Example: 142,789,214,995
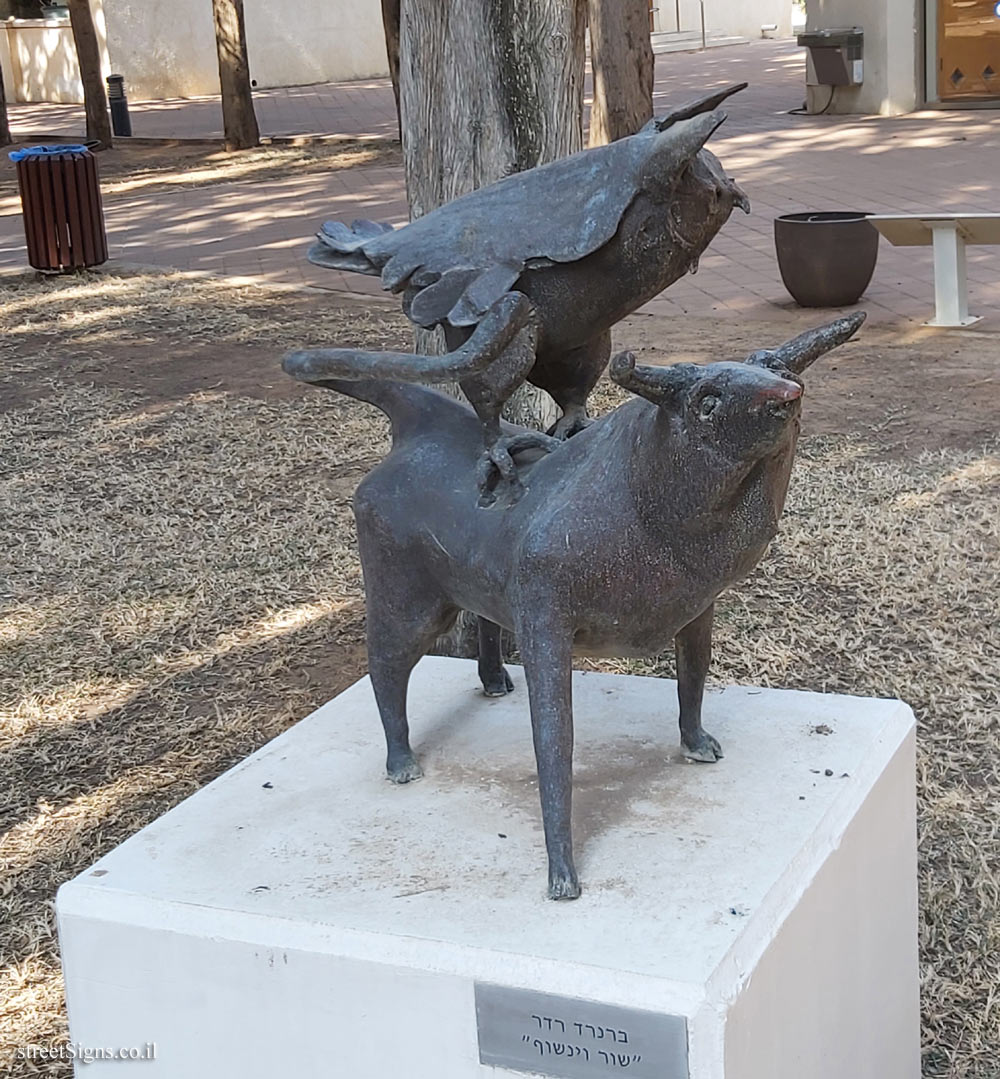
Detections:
746,312,867,375
657,109,730,169
609,352,698,406
652,82,749,131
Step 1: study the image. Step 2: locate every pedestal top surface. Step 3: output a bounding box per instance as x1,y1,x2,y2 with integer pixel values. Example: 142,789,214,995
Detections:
63,658,912,995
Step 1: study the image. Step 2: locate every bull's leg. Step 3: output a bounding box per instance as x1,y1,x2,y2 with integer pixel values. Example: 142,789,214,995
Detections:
477,618,515,697
675,603,724,763
517,612,579,899
362,542,458,782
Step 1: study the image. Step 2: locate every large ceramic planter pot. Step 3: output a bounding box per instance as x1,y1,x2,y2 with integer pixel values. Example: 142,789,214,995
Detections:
774,212,879,307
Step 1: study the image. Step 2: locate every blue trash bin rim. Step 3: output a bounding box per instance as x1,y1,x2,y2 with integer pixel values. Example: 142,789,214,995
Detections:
8,144,90,162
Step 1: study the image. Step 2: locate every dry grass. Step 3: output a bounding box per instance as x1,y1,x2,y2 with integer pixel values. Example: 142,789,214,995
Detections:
0,140,401,213
0,268,406,363
1,272,998,1077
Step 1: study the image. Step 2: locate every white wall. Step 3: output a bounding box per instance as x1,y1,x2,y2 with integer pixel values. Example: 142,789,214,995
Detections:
2,0,109,104
101,0,388,102
804,0,920,114
244,0,389,89
0,21,14,100
663,0,793,38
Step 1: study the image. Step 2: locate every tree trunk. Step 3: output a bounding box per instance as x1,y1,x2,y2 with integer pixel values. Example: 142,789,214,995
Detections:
401,0,585,218
0,60,11,148
401,0,585,428
588,0,654,146
380,0,401,139
400,0,586,655
67,0,112,149
211,0,260,151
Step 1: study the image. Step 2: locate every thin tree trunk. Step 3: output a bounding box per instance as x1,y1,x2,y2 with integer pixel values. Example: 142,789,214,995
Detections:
67,0,112,149
0,60,11,148
400,0,586,654
211,0,260,151
588,0,654,146
380,0,401,139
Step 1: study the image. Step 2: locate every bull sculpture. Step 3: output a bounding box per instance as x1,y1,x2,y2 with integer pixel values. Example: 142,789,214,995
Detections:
294,313,865,899
285,83,750,502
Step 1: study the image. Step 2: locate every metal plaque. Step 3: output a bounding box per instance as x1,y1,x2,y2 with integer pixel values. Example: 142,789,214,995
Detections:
475,983,688,1079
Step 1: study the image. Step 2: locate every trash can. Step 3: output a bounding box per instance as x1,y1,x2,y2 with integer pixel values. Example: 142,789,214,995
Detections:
9,144,109,271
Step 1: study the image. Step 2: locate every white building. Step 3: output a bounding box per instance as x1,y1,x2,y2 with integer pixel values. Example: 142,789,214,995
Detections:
3,0,799,106
651,0,792,42
1,0,388,104
804,0,1000,114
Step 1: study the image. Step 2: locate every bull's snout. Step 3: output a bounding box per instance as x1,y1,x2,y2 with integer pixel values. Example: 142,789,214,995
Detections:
758,380,802,404
754,378,802,420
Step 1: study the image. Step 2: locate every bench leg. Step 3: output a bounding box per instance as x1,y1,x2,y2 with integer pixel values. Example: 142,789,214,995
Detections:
928,223,981,328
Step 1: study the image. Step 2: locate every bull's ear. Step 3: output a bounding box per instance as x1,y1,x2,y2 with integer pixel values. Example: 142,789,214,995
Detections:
746,312,867,376
609,352,698,410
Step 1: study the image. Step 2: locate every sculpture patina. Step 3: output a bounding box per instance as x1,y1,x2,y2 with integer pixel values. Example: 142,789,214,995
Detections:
289,315,864,899
283,81,868,899
285,83,751,503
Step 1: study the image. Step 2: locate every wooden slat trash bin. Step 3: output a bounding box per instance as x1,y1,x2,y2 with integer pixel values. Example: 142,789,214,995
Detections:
9,145,108,271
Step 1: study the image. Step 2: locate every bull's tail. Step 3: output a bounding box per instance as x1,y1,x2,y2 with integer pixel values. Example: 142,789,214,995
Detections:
282,292,534,386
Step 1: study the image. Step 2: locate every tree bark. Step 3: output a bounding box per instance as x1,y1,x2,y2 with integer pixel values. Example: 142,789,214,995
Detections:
211,0,260,151
401,0,585,429
400,0,586,654
588,0,654,146
67,0,112,149
380,0,401,139
401,0,585,218
0,60,11,148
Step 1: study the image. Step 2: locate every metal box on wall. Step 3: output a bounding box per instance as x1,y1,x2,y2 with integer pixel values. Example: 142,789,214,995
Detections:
798,27,864,86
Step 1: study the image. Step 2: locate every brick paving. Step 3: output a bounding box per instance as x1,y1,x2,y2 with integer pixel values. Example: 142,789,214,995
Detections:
4,39,1000,327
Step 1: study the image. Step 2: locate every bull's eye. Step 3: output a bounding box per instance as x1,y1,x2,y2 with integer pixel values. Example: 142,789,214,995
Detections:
699,394,720,420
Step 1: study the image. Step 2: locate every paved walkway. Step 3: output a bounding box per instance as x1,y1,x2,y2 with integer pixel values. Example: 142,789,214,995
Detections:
4,40,1000,327
7,78,400,143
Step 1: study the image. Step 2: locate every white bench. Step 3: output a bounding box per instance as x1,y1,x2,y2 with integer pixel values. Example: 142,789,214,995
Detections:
867,213,1000,328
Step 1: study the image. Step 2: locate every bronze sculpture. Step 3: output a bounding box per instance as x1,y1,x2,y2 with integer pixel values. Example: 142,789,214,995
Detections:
289,315,865,899
284,80,867,899
285,84,750,503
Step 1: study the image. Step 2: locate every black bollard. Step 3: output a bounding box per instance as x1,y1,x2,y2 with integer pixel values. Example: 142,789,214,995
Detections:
106,74,132,138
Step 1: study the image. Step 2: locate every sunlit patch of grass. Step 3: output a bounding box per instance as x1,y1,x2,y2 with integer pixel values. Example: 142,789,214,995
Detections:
0,140,400,208
0,269,408,381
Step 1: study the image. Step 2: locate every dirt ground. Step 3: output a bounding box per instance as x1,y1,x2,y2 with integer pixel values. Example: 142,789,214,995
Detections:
1,269,998,1077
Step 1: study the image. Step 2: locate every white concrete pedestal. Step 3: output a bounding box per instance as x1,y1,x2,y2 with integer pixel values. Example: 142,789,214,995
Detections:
57,658,919,1079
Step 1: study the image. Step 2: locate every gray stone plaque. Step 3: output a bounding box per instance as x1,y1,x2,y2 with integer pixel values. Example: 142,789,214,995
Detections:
475,983,688,1079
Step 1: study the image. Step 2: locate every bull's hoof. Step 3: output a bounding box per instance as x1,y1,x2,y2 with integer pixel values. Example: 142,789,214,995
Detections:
481,668,515,697
387,752,423,784
548,871,582,901
682,730,724,763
